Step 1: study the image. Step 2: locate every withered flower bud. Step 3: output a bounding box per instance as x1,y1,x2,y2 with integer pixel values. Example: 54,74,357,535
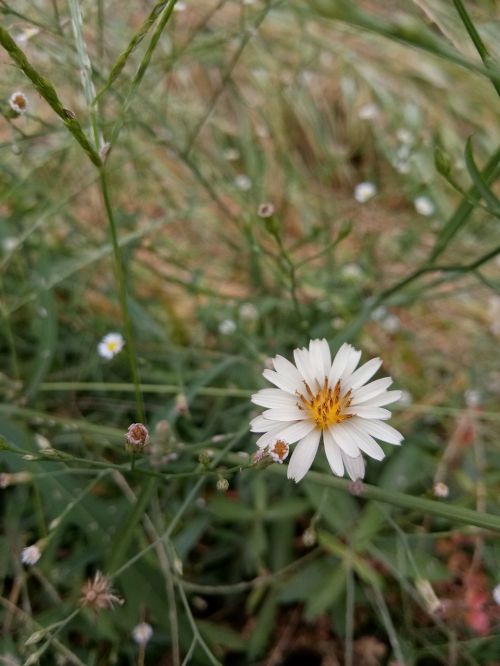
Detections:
126,423,150,451
80,571,123,612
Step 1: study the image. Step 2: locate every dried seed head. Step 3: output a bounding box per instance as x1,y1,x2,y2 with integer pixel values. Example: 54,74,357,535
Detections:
0,471,32,488
175,393,189,415
126,423,150,451
80,571,123,612
9,91,28,115
257,202,275,218
216,478,229,492
433,481,449,498
132,622,153,645
21,543,42,566
268,439,289,464
302,527,317,547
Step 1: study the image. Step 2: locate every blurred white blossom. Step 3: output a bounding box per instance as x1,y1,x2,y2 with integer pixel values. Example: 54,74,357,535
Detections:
354,181,377,203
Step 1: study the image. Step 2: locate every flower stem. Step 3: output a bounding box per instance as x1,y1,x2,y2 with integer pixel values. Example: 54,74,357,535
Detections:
99,169,145,423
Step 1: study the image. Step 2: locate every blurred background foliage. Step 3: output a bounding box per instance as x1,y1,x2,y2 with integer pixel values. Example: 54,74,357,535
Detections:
1,0,500,664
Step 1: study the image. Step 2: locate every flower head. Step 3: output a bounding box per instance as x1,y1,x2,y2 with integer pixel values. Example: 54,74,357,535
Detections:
354,182,377,203
250,339,403,482
219,319,236,335
126,423,150,451
21,544,41,566
98,332,124,359
80,571,123,611
268,439,289,464
132,622,153,645
9,91,28,115
414,196,435,217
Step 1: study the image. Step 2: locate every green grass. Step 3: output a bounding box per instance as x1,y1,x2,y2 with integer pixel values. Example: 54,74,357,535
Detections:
1,1,500,664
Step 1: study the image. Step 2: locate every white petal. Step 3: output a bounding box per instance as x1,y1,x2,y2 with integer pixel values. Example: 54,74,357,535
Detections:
348,405,391,420
272,355,303,385
263,407,306,421
287,429,321,482
351,377,393,405
340,347,362,381
344,357,382,390
257,419,315,448
263,368,301,395
358,390,402,407
293,347,318,389
250,415,279,432
308,339,330,383
323,429,344,476
329,423,360,457
352,417,403,445
328,343,350,383
344,421,385,460
256,423,284,447
251,388,297,408
341,452,365,480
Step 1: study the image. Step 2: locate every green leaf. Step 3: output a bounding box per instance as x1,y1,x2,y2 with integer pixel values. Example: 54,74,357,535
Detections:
264,498,309,521
305,563,346,620
464,137,500,216
247,591,278,660
207,496,255,522
198,620,247,652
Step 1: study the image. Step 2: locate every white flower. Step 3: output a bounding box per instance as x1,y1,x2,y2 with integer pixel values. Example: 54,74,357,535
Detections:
358,103,379,120
414,196,435,217
433,481,449,498
9,91,28,115
464,389,481,408
396,128,414,145
174,1,187,11
493,584,500,606
250,339,403,483
2,237,18,252
223,148,240,161
132,622,153,645
218,319,236,335
341,263,364,281
21,545,41,566
98,332,125,359
239,302,258,321
234,174,252,191
354,182,377,203
398,389,413,407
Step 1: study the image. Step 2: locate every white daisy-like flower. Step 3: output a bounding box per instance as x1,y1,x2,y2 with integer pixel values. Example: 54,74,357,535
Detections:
21,544,41,566
414,196,435,217
250,339,403,483
9,91,28,115
234,174,252,191
358,103,379,120
98,332,125,359
354,182,377,203
132,622,153,645
218,319,236,335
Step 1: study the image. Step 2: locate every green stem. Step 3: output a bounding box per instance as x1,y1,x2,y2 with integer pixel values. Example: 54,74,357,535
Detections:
452,0,500,98
264,465,500,533
99,169,145,422
0,25,101,166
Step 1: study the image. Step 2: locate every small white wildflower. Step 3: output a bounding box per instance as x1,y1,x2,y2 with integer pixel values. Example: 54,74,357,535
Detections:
9,92,28,115
219,319,236,335
414,196,435,217
2,237,18,252
358,103,379,120
381,314,401,334
234,174,252,191
342,263,364,281
239,302,258,321
98,332,125,359
396,128,413,144
21,544,41,566
268,439,289,464
174,1,187,11
223,148,240,161
493,584,500,606
250,339,404,483
354,182,377,203
433,481,449,498
132,622,153,646
464,389,482,409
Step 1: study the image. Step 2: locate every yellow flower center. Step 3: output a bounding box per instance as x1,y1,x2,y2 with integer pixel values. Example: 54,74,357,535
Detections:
107,341,118,352
297,378,352,429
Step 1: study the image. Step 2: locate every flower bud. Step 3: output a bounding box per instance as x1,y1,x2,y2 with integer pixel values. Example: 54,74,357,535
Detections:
126,423,150,451
216,478,229,492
